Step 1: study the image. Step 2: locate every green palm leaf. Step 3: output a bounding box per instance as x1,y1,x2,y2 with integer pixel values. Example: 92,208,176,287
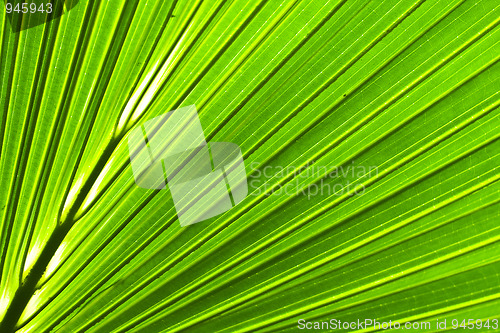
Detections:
1,0,499,332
